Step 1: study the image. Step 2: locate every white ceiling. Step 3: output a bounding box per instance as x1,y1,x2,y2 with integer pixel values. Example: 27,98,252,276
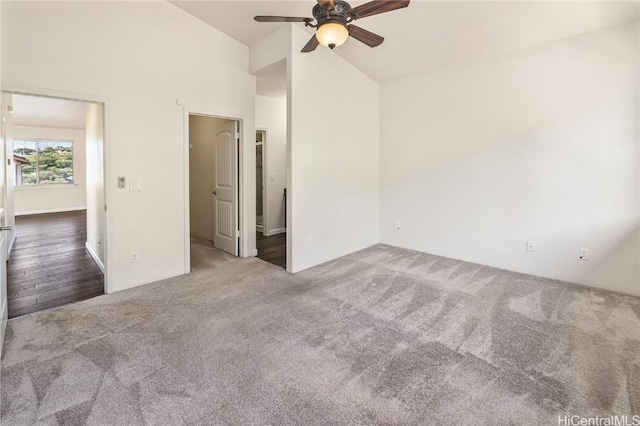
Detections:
11,95,86,130
171,0,639,83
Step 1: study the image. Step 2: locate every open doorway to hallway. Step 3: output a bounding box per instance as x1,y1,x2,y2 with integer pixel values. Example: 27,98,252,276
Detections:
3,94,106,318
256,130,265,234
188,114,240,270
254,60,288,269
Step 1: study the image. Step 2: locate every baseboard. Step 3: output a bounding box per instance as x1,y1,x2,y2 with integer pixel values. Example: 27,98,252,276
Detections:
85,242,105,274
16,206,86,216
8,232,17,259
0,298,7,359
190,233,214,244
266,228,286,236
256,224,264,232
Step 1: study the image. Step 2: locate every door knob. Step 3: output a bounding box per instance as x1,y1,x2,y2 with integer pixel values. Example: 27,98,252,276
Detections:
0,226,12,231
212,191,217,195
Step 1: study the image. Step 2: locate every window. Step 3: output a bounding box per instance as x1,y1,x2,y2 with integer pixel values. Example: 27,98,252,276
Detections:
13,140,74,186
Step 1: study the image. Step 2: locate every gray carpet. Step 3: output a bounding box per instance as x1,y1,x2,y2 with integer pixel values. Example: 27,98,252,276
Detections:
1,240,639,425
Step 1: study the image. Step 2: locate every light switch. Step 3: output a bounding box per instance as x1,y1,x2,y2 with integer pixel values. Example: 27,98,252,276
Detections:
118,177,126,188
130,182,143,192
270,173,275,181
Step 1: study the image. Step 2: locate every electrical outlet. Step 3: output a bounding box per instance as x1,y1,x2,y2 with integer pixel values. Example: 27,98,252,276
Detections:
306,237,312,248
131,252,139,263
579,248,589,261
526,241,535,252
395,222,401,230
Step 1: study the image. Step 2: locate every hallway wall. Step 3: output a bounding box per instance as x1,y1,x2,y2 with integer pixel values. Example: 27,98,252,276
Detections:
256,95,286,235
189,115,227,242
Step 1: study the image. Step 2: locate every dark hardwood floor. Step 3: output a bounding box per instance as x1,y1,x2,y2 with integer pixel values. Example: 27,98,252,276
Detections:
7,210,104,318
256,231,286,269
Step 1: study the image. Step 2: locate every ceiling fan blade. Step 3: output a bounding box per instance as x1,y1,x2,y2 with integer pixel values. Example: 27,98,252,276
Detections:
349,0,410,19
317,0,335,10
348,25,384,47
301,34,320,53
254,16,313,23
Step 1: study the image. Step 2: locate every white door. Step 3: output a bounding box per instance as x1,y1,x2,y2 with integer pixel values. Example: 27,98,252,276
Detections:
213,120,239,256
0,104,8,355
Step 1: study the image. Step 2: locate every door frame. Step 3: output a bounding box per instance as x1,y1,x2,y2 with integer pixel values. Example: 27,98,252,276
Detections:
1,95,9,355
256,128,268,236
183,108,244,272
1,84,112,292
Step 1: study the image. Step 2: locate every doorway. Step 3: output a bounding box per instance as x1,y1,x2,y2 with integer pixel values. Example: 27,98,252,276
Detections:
254,60,288,269
2,92,107,318
188,114,240,269
256,130,265,234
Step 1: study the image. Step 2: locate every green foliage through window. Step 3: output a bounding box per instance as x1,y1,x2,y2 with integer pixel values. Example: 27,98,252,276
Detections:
13,140,74,186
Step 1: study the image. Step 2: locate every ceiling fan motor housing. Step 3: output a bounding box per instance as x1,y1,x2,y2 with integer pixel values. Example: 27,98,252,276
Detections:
312,0,352,27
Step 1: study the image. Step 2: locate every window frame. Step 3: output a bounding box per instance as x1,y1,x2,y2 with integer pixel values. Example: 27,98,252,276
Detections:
13,138,76,188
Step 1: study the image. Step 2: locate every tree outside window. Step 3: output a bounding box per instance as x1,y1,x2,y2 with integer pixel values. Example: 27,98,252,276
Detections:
13,140,74,186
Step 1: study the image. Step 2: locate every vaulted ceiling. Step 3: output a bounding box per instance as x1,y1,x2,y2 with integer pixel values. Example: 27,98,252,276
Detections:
171,1,639,83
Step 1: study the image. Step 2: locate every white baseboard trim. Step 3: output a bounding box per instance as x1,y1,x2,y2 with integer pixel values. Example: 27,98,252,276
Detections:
16,206,86,216
256,224,264,232
267,228,286,236
0,298,7,359
8,232,17,259
85,242,105,274
190,233,214,244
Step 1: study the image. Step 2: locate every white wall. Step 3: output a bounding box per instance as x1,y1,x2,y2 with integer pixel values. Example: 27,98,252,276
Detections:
12,125,86,215
2,1,256,292
250,25,380,273
288,26,380,272
249,27,291,76
86,103,104,269
256,95,286,235
0,2,8,352
380,21,640,296
189,115,227,241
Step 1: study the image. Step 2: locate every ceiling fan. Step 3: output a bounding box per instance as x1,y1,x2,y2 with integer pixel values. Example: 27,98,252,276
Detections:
254,0,410,52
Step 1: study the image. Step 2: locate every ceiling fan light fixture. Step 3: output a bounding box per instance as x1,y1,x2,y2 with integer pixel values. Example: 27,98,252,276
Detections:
315,22,349,49
254,0,410,53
